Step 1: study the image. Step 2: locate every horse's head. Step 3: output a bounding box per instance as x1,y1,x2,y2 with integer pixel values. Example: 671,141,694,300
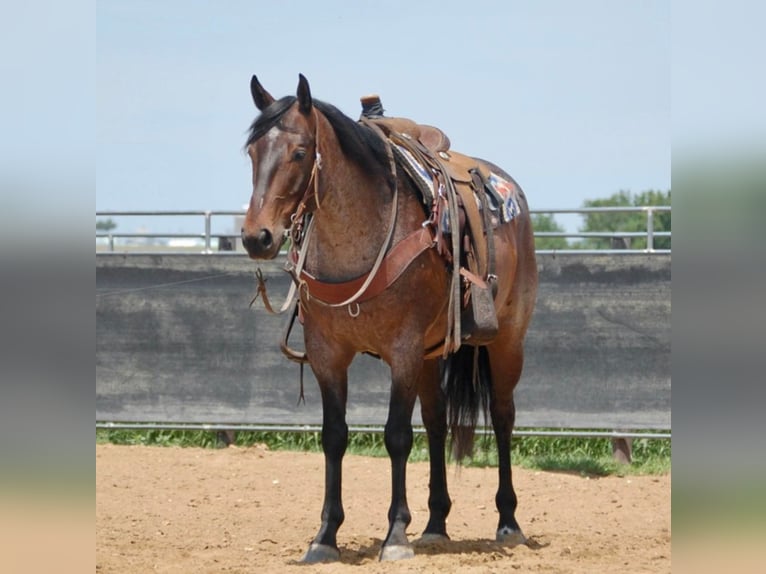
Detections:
241,74,318,259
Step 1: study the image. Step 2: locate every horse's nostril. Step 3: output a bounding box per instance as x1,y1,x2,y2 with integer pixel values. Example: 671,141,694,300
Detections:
241,228,275,257
257,229,272,249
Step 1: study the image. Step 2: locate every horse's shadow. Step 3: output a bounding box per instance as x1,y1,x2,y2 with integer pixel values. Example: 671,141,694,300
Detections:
329,535,549,565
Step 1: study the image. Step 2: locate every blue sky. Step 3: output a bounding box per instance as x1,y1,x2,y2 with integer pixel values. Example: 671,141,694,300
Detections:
97,0,670,234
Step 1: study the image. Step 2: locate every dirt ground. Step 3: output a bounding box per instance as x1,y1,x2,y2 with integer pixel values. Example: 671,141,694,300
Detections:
96,444,670,573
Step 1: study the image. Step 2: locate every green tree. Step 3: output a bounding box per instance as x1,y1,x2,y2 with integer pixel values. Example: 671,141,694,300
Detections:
576,189,671,250
531,213,569,250
96,219,117,232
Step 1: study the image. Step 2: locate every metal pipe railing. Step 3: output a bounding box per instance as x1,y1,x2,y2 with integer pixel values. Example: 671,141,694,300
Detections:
647,207,656,251
95,206,671,254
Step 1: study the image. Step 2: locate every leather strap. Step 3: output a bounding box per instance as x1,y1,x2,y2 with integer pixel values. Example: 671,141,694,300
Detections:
473,169,498,297
298,226,434,305
455,183,488,278
432,154,463,355
459,266,487,289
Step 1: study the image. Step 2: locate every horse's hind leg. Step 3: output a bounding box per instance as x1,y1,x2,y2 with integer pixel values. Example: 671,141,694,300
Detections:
488,340,527,546
417,359,451,541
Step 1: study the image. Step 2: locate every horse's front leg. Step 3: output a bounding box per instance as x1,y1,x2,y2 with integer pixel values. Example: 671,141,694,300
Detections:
301,349,352,563
379,352,421,561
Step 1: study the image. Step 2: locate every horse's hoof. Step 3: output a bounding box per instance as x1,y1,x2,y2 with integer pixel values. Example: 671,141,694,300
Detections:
414,533,450,545
496,527,527,547
301,542,340,563
379,544,415,561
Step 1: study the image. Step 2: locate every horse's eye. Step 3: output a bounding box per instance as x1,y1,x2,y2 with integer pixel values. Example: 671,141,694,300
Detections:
292,149,307,162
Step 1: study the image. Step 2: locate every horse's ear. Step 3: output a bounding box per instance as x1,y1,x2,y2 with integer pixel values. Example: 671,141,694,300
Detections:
296,73,312,114
250,75,275,111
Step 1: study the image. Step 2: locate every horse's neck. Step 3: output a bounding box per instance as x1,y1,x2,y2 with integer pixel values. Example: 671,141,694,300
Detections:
306,147,393,281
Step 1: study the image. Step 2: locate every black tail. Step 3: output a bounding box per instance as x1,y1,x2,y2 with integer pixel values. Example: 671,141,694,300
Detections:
441,345,491,461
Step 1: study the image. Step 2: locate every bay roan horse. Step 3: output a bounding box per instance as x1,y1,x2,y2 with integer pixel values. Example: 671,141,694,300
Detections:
241,74,538,562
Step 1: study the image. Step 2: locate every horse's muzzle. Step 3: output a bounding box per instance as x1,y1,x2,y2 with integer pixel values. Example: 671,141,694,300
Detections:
241,227,277,259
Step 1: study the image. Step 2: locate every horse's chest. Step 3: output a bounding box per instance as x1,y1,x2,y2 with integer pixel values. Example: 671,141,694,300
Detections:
303,302,386,338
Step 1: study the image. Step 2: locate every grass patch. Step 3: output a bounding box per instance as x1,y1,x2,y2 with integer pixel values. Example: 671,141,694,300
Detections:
97,428,670,476
451,433,670,476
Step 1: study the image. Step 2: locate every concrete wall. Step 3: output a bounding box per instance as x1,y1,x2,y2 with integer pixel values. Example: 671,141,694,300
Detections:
96,253,670,429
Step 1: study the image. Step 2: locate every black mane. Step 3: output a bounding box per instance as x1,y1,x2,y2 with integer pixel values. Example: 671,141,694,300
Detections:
245,97,394,189
245,95,296,147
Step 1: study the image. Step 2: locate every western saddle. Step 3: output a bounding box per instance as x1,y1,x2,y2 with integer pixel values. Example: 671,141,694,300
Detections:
359,95,502,351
